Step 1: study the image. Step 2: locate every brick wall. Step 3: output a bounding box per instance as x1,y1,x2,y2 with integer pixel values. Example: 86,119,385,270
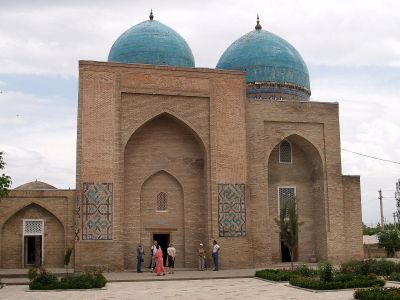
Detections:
0,190,75,268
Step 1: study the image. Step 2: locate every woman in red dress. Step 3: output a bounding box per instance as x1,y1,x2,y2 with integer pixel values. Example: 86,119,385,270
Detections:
154,245,165,276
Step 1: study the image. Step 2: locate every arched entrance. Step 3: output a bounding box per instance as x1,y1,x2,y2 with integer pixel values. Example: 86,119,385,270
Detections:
123,113,207,268
1,203,65,268
140,171,184,267
268,134,326,263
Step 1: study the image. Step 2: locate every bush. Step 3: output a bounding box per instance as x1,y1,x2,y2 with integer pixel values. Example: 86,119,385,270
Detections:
341,259,400,276
378,229,400,257
255,269,296,281
59,273,106,289
354,287,400,300
255,265,316,281
388,272,400,282
318,262,334,282
295,264,314,277
29,270,106,290
290,274,385,290
29,271,58,290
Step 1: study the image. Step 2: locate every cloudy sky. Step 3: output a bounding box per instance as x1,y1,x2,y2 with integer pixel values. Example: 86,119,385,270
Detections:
0,0,399,225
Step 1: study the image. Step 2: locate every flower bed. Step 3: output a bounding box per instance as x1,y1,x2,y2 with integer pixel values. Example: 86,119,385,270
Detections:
289,274,385,290
388,272,400,282
354,287,400,300
28,268,106,290
255,264,315,281
255,269,296,281
341,259,400,276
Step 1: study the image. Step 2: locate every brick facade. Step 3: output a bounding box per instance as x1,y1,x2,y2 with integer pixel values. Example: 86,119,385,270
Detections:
0,61,363,270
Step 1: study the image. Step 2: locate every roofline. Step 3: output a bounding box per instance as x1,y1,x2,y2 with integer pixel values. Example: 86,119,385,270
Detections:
79,60,246,76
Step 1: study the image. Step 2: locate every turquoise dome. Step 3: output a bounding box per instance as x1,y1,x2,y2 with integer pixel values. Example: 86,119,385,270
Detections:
216,25,310,92
108,16,195,67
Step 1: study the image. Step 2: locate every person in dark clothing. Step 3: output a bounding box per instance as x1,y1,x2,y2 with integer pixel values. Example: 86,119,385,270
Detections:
136,243,144,273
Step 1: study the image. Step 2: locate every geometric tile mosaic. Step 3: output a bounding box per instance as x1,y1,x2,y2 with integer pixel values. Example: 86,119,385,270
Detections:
82,182,113,240
218,183,246,237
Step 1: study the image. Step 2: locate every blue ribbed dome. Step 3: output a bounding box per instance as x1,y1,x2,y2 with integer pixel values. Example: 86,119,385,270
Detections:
108,18,195,67
216,27,310,91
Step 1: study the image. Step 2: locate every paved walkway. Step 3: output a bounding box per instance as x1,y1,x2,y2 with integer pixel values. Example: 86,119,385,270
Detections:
0,278,356,299
0,268,256,285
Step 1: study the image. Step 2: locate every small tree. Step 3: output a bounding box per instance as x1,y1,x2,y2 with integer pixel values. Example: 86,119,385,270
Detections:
377,228,400,257
275,197,302,270
64,248,73,275
0,152,12,197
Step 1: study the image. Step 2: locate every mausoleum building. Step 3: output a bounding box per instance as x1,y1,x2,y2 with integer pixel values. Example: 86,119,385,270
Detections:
0,13,363,270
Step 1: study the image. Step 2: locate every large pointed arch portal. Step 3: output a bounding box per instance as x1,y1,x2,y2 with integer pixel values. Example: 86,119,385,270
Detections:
123,113,207,268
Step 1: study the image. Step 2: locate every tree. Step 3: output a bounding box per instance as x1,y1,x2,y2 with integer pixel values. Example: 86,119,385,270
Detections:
64,248,73,275
275,197,302,270
363,222,381,235
0,152,12,197
377,228,400,257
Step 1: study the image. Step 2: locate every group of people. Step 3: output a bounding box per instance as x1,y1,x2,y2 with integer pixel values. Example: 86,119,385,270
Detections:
136,240,220,274
136,241,176,275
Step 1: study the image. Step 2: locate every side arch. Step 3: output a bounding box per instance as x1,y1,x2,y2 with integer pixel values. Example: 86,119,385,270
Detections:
1,203,65,268
267,134,324,167
0,201,65,231
267,133,327,262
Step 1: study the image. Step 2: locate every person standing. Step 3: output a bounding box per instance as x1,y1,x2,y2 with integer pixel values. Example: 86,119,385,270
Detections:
212,240,220,271
198,243,206,271
154,245,166,276
167,242,176,274
149,240,157,271
136,243,144,273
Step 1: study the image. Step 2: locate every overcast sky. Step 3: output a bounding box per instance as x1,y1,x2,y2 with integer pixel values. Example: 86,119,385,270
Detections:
0,0,399,225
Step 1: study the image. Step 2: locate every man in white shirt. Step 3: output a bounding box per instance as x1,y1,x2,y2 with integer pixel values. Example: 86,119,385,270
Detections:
149,241,158,270
212,240,220,271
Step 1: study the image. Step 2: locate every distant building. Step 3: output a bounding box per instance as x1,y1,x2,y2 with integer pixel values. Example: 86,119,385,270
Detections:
0,13,363,270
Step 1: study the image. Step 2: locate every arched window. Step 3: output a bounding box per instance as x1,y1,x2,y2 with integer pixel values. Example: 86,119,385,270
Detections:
279,140,292,163
156,192,168,211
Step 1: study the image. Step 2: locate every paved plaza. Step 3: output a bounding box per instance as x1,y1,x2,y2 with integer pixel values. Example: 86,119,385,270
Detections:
0,278,355,300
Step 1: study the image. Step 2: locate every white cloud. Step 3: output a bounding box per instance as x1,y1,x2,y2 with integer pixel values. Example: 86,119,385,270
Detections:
0,1,400,76
312,70,400,225
0,90,76,189
0,1,399,225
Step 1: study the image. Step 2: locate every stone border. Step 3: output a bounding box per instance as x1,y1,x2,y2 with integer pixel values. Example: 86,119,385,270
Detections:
285,284,357,293
26,287,107,292
254,277,289,284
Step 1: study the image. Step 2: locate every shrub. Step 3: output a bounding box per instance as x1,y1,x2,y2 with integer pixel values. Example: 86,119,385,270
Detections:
378,229,400,257
29,270,106,290
255,269,296,281
29,271,58,290
318,262,334,282
341,259,400,276
295,264,314,277
354,287,400,300
290,274,385,290
388,272,400,282
28,267,44,281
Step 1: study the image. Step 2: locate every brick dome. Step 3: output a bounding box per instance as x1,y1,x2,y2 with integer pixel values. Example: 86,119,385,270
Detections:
14,180,57,190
